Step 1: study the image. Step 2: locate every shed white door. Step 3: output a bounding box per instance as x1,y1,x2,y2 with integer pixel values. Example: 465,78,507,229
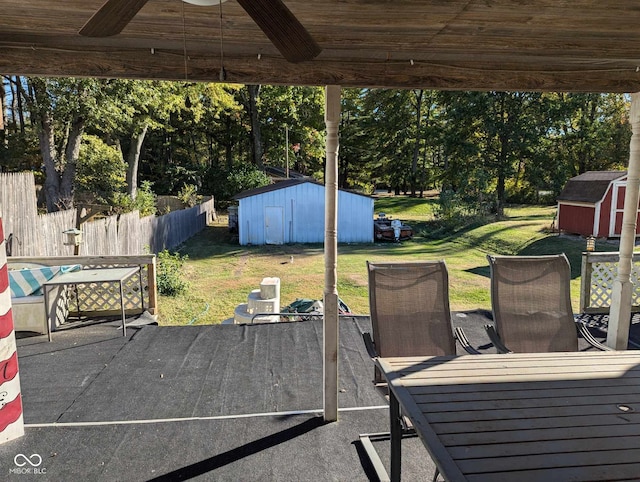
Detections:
264,206,284,245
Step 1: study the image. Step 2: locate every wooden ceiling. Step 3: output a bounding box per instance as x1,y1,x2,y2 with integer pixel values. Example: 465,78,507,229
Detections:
3,1,640,92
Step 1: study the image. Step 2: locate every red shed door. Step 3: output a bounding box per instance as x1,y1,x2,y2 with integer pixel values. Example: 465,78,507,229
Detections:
610,183,640,236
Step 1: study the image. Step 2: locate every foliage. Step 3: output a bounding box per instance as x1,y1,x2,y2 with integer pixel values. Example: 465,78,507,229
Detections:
23,77,113,211
112,180,156,216
177,183,200,208
0,126,41,177
203,163,271,208
426,189,493,237
141,83,242,193
76,135,126,201
157,249,189,296
2,76,632,218
244,85,326,174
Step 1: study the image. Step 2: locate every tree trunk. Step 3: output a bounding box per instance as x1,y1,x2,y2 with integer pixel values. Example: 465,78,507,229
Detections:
39,112,61,212
247,85,264,169
30,78,62,212
9,77,18,132
495,93,507,217
15,76,26,134
126,124,149,200
225,116,233,170
411,89,423,197
496,168,506,217
58,114,85,210
339,155,349,189
0,78,5,147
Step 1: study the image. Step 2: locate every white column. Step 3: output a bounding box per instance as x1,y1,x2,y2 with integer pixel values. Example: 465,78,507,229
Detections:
323,85,341,422
607,92,640,349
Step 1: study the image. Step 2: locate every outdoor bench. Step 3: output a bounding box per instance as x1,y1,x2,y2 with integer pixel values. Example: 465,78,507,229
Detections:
8,263,81,334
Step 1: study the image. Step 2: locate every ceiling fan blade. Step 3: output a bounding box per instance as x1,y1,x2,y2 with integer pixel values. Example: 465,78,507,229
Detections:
80,0,151,37
236,0,321,63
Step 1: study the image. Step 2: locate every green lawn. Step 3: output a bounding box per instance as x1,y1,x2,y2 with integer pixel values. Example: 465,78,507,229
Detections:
158,199,616,325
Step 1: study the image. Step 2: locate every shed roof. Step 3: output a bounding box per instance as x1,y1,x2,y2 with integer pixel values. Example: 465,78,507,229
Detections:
233,179,371,200
557,170,627,204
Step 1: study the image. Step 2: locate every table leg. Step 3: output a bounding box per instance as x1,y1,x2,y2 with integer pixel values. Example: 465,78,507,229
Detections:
44,285,52,343
119,281,126,337
390,390,402,481
138,266,144,310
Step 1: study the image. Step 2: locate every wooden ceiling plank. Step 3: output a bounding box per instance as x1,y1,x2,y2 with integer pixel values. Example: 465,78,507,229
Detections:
1,46,638,93
3,1,640,92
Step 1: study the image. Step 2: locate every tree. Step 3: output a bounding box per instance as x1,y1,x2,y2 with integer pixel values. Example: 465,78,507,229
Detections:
0,76,41,175
139,82,241,194
338,89,376,190
546,93,630,179
90,80,187,199
438,91,546,216
245,84,264,168
4,76,631,215
76,135,126,201
25,77,106,211
361,89,416,194
236,85,325,177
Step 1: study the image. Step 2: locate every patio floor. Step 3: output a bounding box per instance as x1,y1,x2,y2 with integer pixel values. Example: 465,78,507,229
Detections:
0,310,635,481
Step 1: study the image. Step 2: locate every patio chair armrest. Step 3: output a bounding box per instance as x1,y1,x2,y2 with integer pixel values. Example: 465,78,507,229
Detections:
362,332,379,359
576,322,613,351
454,327,480,355
484,324,513,354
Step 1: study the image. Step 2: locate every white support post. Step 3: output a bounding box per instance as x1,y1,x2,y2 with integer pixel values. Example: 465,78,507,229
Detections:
607,92,640,349
0,211,24,443
323,85,341,422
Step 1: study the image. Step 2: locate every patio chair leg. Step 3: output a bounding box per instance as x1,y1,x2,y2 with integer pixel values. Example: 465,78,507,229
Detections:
358,433,391,482
390,391,402,482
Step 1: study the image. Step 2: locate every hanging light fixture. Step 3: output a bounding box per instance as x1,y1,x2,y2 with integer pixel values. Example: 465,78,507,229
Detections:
183,0,227,5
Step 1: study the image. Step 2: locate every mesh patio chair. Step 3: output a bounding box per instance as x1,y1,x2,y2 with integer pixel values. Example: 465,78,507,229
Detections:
360,260,478,482
363,260,478,373
485,254,611,353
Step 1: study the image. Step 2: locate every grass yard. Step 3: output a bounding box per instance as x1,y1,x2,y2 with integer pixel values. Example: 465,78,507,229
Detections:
157,199,617,325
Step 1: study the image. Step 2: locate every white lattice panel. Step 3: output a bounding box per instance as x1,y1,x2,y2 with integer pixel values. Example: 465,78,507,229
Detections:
588,261,640,309
68,264,148,315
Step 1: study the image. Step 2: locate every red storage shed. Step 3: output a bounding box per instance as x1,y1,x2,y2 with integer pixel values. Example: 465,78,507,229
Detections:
557,170,640,238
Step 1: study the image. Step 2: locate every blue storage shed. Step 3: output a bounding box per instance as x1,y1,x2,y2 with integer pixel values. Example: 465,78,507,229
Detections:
233,179,373,245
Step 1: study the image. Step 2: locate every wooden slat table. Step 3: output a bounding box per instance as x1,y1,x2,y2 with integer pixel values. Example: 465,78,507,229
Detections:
376,351,640,482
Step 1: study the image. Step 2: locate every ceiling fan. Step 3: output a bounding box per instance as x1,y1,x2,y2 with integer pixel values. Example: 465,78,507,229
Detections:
79,0,321,63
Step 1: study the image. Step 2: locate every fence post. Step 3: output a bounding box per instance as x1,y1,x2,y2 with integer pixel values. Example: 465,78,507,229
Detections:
579,252,591,313
147,257,158,315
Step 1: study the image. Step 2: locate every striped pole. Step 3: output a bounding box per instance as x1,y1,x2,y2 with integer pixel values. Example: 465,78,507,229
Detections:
0,214,24,442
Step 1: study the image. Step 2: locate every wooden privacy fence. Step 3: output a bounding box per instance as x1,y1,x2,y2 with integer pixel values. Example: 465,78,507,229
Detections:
77,197,214,255
41,209,77,256
580,251,640,313
0,172,41,256
0,171,215,256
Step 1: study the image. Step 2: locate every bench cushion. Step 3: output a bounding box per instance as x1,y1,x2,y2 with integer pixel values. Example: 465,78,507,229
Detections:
9,264,81,297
